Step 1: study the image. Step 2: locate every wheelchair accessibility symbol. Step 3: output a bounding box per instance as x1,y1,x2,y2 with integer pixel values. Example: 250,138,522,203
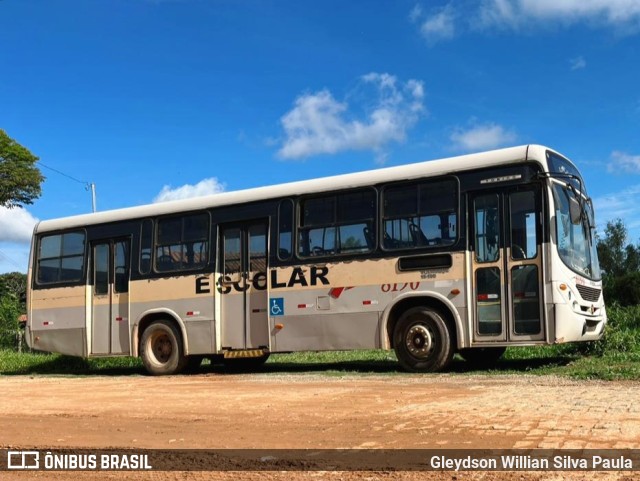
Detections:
270,298,284,316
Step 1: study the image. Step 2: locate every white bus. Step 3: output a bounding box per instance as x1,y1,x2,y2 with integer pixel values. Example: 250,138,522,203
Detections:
25,145,605,374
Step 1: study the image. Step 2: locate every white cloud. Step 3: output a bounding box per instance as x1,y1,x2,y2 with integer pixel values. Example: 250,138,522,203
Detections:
153,178,226,203
593,152,640,238
410,3,458,43
450,122,517,152
0,207,39,243
570,56,587,70
479,0,640,31
277,73,425,162
420,6,456,43
411,1,640,42
409,4,423,22
593,184,640,237
478,0,519,28
608,151,640,174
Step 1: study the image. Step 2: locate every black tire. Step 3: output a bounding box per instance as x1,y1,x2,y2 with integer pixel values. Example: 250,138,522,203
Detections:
140,320,188,375
458,347,506,368
393,306,454,373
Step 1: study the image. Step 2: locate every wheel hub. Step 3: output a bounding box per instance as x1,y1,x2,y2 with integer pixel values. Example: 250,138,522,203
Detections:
152,334,172,363
406,324,433,358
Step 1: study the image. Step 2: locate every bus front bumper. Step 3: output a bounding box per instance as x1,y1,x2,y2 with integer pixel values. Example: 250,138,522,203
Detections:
554,303,606,343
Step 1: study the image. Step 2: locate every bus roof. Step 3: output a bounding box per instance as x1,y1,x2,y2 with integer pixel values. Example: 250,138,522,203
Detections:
35,144,555,234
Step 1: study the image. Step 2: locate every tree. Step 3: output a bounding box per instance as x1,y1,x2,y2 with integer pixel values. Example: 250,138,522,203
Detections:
0,129,44,208
0,272,27,311
0,294,21,350
0,272,27,350
596,219,639,278
596,219,640,306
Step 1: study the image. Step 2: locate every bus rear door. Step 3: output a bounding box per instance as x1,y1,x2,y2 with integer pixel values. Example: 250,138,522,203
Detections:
219,221,270,352
91,238,131,355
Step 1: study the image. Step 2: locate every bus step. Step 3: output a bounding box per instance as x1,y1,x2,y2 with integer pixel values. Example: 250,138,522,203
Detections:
223,349,267,359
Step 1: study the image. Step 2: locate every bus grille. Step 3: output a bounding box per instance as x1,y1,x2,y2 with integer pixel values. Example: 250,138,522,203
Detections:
576,285,601,302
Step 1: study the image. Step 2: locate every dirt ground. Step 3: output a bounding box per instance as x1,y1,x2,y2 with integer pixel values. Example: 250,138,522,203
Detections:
0,372,638,481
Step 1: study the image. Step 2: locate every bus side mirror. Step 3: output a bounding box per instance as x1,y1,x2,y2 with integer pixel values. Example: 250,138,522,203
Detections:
569,197,581,225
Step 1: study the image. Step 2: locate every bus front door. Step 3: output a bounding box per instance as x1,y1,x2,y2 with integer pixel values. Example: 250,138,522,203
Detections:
219,221,270,352
91,239,131,355
470,188,544,343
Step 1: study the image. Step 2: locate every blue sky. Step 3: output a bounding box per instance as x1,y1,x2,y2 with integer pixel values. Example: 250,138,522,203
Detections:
1,0,640,273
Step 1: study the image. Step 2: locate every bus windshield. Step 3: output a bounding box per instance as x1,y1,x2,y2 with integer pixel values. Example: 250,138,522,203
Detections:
552,182,601,280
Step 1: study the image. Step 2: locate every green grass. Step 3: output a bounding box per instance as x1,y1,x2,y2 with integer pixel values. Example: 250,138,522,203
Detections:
2,348,639,380
2,304,639,380
0,350,145,376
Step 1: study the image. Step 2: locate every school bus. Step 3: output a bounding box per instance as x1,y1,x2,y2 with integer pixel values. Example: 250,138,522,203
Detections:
25,145,605,374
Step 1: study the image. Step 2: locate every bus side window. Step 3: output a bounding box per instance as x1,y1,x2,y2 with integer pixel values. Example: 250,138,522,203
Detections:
155,213,209,272
298,189,375,258
383,178,457,250
114,240,130,293
474,194,500,263
140,219,153,275
337,190,375,254
510,191,538,260
36,231,86,285
278,200,293,260
298,195,335,257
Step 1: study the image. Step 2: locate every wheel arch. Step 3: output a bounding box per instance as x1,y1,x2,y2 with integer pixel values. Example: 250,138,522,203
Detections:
381,292,462,352
132,309,188,357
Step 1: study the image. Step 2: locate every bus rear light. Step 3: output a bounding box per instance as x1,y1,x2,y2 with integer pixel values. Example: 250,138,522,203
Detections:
43,321,54,326
186,311,200,317
450,289,460,296
362,300,378,305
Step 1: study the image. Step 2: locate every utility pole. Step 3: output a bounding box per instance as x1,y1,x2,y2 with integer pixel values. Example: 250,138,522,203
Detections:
87,182,97,212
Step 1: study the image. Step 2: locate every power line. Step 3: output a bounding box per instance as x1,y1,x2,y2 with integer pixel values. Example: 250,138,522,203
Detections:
37,161,88,185
36,161,97,212
0,248,23,271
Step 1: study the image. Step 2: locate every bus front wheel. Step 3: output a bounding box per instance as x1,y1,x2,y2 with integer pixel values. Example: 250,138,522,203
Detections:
393,306,453,373
140,320,188,375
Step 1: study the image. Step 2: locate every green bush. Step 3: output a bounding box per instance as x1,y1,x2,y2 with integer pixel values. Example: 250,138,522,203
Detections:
604,272,640,306
0,294,21,350
575,304,640,357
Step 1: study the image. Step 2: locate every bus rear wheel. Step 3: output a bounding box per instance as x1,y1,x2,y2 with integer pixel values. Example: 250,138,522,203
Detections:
140,320,187,375
393,306,453,373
